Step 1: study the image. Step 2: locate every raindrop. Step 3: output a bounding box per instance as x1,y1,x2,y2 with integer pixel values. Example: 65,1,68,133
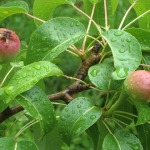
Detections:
34,65,41,70
54,26,57,30
114,31,123,36
22,73,27,77
126,37,131,42
65,108,69,112
72,110,75,114
77,104,81,108
111,38,116,42
116,68,128,78
122,44,126,47
70,22,74,27
121,38,124,42
90,115,96,120
119,49,125,53
4,86,14,95
90,69,98,77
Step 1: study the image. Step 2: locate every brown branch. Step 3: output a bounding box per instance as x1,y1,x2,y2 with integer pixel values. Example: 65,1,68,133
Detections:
49,42,102,102
0,43,102,123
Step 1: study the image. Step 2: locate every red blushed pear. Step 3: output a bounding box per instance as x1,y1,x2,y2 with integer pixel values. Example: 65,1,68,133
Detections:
124,70,150,102
0,28,20,63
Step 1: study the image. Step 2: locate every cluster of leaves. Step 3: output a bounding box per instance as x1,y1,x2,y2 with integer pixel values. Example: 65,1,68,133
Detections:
0,0,150,149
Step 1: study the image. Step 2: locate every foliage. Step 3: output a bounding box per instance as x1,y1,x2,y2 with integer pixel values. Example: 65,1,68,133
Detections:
0,0,150,149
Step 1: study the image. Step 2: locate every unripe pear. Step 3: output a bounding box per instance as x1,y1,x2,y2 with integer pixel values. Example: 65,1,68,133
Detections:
124,70,150,102
0,28,20,62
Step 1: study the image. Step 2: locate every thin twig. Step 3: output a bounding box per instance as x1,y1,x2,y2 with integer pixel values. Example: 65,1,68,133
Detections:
122,9,150,30
118,1,137,30
72,4,102,34
66,49,80,57
86,35,104,48
104,0,108,30
82,4,96,52
25,13,46,23
0,66,14,88
140,64,150,67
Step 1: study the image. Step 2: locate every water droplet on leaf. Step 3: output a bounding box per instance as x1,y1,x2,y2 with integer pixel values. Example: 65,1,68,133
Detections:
114,31,123,36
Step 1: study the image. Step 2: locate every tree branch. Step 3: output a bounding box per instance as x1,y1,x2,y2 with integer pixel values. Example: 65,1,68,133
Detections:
0,43,102,123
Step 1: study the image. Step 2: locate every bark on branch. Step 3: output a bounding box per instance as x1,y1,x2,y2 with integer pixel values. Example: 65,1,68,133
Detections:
0,43,102,123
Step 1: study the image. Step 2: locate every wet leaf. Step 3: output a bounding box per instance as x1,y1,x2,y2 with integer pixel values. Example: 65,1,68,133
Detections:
0,61,63,112
58,97,102,144
16,86,56,136
0,1,29,21
102,130,143,150
102,29,142,80
26,17,86,64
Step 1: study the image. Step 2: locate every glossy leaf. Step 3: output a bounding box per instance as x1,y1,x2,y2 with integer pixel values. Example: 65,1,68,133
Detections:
126,28,150,51
16,86,56,135
129,0,150,31
0,137,38,150
102,130,143,150
88,58,122,90
26,17,86,64
33,0,68,26
0,1,29,21
0,61,63,111
102,134,120,150
102,29,142,80
58,97,102,144
132,100,150,125
16,141,38,150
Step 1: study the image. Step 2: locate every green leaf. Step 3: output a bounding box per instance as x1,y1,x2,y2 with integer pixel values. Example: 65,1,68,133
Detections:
111,0,119,14
0,138,38,150
129,0,150,31
102,29,142,80
0,61,63,112
0,1,29,21
86,123,100,149
0,137,15,150
58,97,102,144
132,100,150,125
26,17,86,64
16,141,38,150
33,0,68,26
137,123,150,150
33,121,63,150
16,86,56,135
142,52,150,71
126,28,150,51
102,130,143,150
88,58,122,90
97,120,109,150
102,134,120,150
